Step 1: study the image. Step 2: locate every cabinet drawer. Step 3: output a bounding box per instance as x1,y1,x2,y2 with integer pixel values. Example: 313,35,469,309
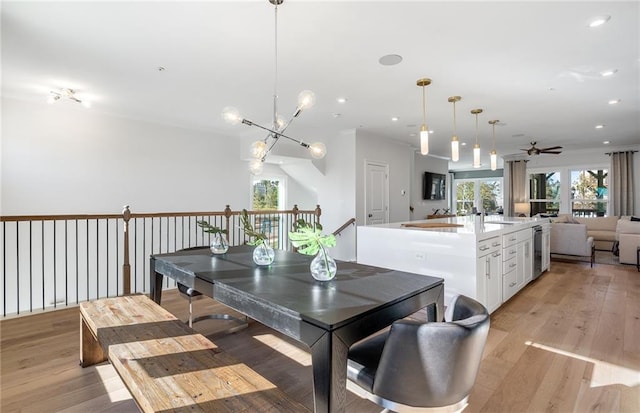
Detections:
478,237,501,255
503,245,517,261
503,256,517,273
502,232,518,247
503,268,518,301
517,228,532,243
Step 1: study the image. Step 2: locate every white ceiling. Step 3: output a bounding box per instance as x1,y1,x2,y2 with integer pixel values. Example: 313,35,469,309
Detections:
2,1,639,170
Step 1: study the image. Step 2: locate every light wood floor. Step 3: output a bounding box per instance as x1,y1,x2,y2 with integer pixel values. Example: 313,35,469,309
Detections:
1,259,639,412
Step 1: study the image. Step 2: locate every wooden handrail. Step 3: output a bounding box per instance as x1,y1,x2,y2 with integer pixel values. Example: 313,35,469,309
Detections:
333,218,356,236
1,204,321,316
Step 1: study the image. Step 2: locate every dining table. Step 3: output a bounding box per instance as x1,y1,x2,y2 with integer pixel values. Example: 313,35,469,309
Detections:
150,246,444,413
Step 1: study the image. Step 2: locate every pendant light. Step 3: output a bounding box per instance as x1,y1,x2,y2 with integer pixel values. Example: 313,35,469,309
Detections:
488,119,499,171
448,96,461,162
471,109,483,168
417,78,431,155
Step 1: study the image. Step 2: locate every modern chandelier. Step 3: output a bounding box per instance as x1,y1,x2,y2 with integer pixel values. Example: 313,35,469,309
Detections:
221,0,326,175
47,88,91,108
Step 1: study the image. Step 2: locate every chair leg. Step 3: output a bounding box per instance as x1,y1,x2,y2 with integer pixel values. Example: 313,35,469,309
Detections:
188,296,193,328
591,245,595,268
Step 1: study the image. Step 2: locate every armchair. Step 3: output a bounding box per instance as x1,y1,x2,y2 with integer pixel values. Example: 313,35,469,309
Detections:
346,295,490,412
616,218,640,266
550,223,595,267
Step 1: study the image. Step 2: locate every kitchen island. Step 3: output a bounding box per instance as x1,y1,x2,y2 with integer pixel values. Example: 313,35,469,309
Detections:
357,215,550,313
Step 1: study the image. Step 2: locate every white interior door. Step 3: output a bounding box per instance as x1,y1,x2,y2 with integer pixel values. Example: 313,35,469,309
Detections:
365,161,389,225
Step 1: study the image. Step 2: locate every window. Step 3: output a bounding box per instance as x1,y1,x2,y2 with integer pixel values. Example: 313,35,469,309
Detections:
529,171,560,215
456,181,475,215
570,169,608,217
455,178,503,215
252,179,284,210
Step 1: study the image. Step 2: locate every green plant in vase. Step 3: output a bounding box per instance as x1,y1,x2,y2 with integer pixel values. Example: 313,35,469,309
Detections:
196,220,229,254
289,220,337,281
240,209,275,265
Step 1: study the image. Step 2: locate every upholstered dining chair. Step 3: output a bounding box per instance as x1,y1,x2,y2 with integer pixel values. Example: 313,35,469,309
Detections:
177,246,248,332
347,295,490,413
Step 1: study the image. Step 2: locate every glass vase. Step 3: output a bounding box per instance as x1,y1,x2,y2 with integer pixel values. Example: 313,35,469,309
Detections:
310,248,337,281
209,233,229,254
253,242,275,265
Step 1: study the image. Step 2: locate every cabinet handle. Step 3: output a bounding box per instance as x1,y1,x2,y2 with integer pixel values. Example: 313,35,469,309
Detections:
492,242,501,247
510,237,517,241
492,252,501,257
479,246,490,251
486,257,490,278
509,282,516,287
510,250,516,255
510,263,517,268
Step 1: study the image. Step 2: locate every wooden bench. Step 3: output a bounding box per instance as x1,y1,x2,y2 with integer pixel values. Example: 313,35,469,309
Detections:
80,295,308,412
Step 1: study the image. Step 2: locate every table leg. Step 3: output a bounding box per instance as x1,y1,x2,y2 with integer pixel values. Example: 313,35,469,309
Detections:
310,331,348,413
149,257,163,304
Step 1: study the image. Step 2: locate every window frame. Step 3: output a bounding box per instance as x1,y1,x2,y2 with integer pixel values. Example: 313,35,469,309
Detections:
453,177,504,215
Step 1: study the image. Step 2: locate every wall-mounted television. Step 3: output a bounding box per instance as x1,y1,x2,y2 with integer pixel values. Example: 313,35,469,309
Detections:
423,172,446,200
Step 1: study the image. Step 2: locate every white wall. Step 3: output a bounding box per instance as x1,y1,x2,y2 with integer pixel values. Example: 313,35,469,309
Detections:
411,153,449,220
355,131,413,225
316,129,357,261
1,98,251,214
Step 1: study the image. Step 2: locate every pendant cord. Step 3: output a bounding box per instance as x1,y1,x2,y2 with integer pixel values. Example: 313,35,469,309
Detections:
272,2,279,130
475,114,479,145
453,101,457,136
492,123,496,150
422,86,426,125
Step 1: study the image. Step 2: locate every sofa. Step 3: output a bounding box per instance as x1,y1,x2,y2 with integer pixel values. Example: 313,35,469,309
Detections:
617,217,640,265
551,214,618,251
550,223,595,267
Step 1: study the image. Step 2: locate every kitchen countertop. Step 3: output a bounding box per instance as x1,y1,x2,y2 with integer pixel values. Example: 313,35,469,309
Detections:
364,215,548,237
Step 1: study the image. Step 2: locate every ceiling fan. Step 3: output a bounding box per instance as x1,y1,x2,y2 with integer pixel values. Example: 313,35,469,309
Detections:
521,141,563,155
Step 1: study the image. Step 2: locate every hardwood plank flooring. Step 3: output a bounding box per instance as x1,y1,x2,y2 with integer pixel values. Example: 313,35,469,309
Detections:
1,260,639,412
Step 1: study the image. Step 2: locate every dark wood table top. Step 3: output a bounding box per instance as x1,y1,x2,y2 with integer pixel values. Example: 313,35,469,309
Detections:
152,247,444,331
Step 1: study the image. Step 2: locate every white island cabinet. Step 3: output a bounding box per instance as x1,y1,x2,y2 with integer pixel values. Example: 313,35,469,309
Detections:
356,216,550,313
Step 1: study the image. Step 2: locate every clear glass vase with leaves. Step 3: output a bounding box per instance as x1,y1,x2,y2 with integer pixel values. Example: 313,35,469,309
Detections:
197,220,229,254
240,209,275,265
289,220,337,281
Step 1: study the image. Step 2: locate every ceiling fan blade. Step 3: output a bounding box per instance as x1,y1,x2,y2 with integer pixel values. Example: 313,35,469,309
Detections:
541,150,562,154
539,146,563,151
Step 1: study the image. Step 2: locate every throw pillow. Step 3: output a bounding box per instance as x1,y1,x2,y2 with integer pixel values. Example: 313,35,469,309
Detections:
631,216,640,222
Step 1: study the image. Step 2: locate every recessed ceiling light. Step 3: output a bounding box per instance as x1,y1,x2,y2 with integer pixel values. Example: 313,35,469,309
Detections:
595,124,605,129
409,132,417,137
379,54,403,66
600,69,618,77
588,15,610,28
157,66,166,72
332,113,342,118
608,99,621,105
461,142,467,146
336,97,347,104
391,117,399,122
603,140,611,145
